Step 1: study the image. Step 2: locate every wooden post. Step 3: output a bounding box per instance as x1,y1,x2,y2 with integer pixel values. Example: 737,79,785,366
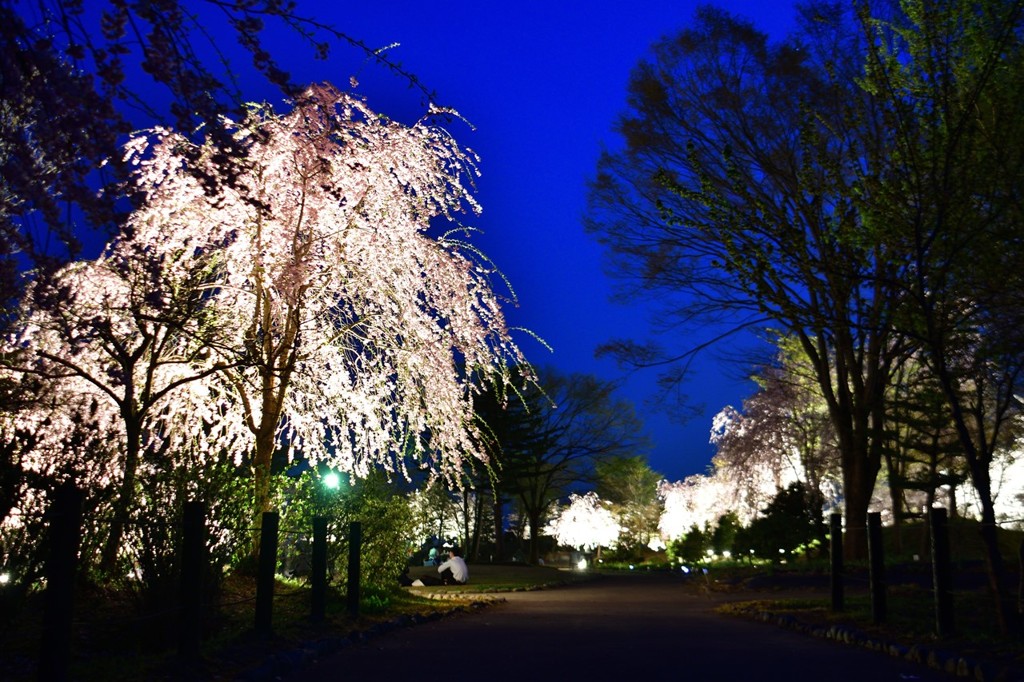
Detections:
255,511,279,635
178,501,205,659
829,512,844,612
1018,538,1024,617
311,516,328,622
347,521,362,618
930,507,954,637
39,482,83,682
867,511,886,624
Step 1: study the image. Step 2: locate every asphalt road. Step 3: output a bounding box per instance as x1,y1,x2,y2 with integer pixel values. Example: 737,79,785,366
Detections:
284,572,954,682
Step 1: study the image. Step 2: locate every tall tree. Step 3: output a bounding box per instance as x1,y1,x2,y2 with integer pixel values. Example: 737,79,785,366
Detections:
857,0,1024,632
19,83,531,548
585,4,906,557
1,233,235,572
488,368,648,564
594,455,662,552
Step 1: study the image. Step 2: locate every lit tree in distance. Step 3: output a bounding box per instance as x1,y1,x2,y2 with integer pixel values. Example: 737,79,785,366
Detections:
545,492,621,553
123,83,531,523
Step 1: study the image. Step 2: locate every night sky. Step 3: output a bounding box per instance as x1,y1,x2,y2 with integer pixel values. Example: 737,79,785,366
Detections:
234,0,801,482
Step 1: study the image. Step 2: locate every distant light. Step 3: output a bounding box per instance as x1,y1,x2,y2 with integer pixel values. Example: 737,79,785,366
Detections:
576,558,587,570
722,551,731,559
778,548,785,554
0,572,9,585
323,472,341,490
681,565,690,574
629,564,635,570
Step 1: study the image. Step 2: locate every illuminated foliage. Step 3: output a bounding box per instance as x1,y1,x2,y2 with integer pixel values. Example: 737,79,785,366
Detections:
1,234,238,571
0,0,429,289
2,84,530,564
594,456,661,551
486,368,648,563
657,474,737,541
119,83,530,524
544,492,620,552
710,335,840,525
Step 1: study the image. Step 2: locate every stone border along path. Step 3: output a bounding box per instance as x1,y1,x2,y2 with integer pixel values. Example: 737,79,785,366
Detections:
731,603,1024,682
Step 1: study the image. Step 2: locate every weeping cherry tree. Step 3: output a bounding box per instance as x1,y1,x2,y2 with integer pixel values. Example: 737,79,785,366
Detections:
123,83,531,533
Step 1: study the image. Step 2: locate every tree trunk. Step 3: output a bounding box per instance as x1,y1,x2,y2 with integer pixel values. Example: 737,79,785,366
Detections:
492,497,505,562
974,482,1015,635
841,451,878,561
461,493,471,558
883,450,904,554
101,420,141,572
470,492,485,562
527,511,541,564
251,428,277,557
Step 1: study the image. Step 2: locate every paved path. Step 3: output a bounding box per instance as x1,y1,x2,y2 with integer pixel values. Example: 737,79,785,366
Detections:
285,572,953,681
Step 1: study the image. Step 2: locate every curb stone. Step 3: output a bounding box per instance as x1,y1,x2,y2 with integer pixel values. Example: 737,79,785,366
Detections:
734,605,1024,682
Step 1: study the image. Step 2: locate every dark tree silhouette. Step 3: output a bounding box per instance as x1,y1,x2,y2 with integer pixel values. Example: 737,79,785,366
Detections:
479,367,648,564
586,4,906,559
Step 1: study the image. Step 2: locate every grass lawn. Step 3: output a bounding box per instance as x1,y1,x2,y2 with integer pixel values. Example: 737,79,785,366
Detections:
406,562,583,593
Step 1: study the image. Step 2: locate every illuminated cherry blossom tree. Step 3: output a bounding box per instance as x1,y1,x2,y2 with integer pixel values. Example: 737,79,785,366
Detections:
123,83,530,524
544,492,620,553
1,230,242,569
657,475,737,542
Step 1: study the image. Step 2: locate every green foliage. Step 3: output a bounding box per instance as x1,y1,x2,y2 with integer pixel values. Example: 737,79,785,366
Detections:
114,455,252,611
359,584,393,614
734,482,823,562
595,455,662,552
279,467,415,594
711,511,740,555
667,524,710,563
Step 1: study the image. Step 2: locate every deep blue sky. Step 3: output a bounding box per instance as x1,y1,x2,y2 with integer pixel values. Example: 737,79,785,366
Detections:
251,0,799,482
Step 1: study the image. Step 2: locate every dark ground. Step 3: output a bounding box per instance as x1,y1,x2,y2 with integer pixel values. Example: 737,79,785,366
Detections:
282,570,972,682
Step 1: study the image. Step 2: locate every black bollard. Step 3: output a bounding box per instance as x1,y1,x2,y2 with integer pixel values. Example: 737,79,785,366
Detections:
255,511,279,635
829,513,844,612
347,521,362,617
39,482,83,682
867,511,886,624
311,516,328,622
1018,539,1024,617
930,507,954,637
179,501,206,659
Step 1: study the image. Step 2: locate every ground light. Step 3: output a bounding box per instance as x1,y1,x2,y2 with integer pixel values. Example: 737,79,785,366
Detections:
0,572,9,585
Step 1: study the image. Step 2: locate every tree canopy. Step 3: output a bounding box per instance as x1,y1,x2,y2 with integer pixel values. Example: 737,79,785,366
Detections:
586,2,906,558
2,83,530,563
